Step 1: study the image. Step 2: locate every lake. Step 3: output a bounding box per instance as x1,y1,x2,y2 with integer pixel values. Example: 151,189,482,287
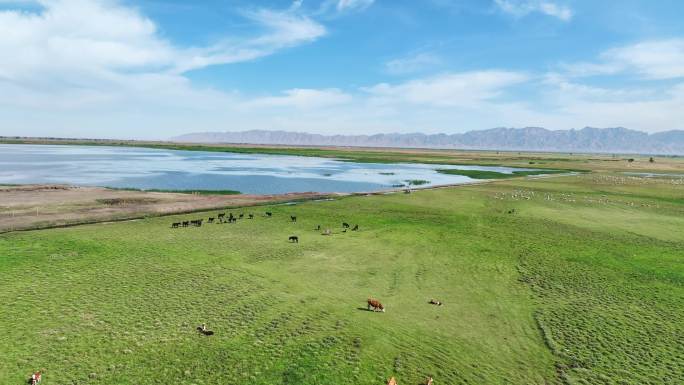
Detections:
0,144,537,194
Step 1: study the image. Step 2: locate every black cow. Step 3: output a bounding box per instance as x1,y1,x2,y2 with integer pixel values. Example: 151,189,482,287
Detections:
290,216,297,223
239,213,244,219
289,235,299,243
352,225,359,231
182,221,189,227
265,212,272,217
342,222,350,228
208,217,215,223
248,214,254,219
171,222,180,228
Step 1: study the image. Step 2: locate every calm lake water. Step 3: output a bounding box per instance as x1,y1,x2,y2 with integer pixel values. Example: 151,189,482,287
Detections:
0,144,537,194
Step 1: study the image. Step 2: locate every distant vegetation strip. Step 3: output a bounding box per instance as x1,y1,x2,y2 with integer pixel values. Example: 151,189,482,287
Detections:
436,169,572,179
108,187,241,195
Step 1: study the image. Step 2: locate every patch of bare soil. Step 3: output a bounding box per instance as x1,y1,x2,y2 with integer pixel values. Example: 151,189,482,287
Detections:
0,184,339,233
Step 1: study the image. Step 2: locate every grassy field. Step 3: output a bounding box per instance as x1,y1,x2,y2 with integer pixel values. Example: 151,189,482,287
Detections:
1,173,683,384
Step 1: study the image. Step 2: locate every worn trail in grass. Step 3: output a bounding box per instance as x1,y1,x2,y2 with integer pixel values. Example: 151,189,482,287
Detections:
1,173,682,384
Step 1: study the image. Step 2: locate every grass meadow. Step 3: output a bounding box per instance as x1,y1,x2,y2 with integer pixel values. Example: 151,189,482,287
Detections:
1,173,682,384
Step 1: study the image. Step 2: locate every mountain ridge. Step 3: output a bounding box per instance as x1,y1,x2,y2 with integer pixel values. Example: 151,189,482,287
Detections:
171,127,684,155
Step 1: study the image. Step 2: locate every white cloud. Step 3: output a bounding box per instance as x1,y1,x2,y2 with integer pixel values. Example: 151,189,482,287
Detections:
604,39,684,79
365,71,528,107
494,0,573,21
336,0,375,12
0,0,326,81
385,53,442,75
245,88,353,109
560,39,684,80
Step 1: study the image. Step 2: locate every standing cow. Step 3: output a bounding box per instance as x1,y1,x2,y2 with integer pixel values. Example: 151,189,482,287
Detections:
367,298,385,312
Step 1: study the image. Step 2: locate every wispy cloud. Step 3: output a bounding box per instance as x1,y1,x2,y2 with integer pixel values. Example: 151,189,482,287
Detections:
385,53,442,75
494,0,573,21
560,39,684,79
0,0,326,82
365,71,529,108
336,0,375,12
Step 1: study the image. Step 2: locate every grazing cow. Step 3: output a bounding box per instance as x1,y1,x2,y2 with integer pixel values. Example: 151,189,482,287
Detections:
239,213,244,219
171,222,180,228
265,212,272,217
342,222,350,228
208,217,215,223
429,299,443,306
387,376,397,385
197,324,214,336
217,213,225,219
290,216,297,223
29,371,42,384
248,214,254,219
289,235,299,243
182,221,189,227
322,229,332,236
425,376,434,385
351,224,359,231
367,298,385,312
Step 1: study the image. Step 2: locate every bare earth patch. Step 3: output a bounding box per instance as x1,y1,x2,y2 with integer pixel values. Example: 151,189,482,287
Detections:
0,184,337,232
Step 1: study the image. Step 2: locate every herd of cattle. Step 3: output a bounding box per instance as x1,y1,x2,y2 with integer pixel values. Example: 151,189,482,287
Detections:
170,210,361,243
170,211,260,228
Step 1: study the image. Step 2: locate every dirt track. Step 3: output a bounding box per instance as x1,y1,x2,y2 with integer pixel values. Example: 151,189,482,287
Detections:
0,185,338,232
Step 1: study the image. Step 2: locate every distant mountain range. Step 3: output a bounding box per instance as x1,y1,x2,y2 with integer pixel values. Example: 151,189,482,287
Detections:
171,127,684,155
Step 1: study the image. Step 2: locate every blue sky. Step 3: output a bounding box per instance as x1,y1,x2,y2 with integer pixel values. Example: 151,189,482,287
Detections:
1,0,683,139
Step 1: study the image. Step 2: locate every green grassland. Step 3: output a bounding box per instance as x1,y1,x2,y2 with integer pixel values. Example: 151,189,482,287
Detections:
1,173,682,384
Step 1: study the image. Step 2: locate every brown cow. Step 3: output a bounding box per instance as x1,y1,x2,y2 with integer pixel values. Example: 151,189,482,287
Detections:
367,298,385,312
387,376,397,385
